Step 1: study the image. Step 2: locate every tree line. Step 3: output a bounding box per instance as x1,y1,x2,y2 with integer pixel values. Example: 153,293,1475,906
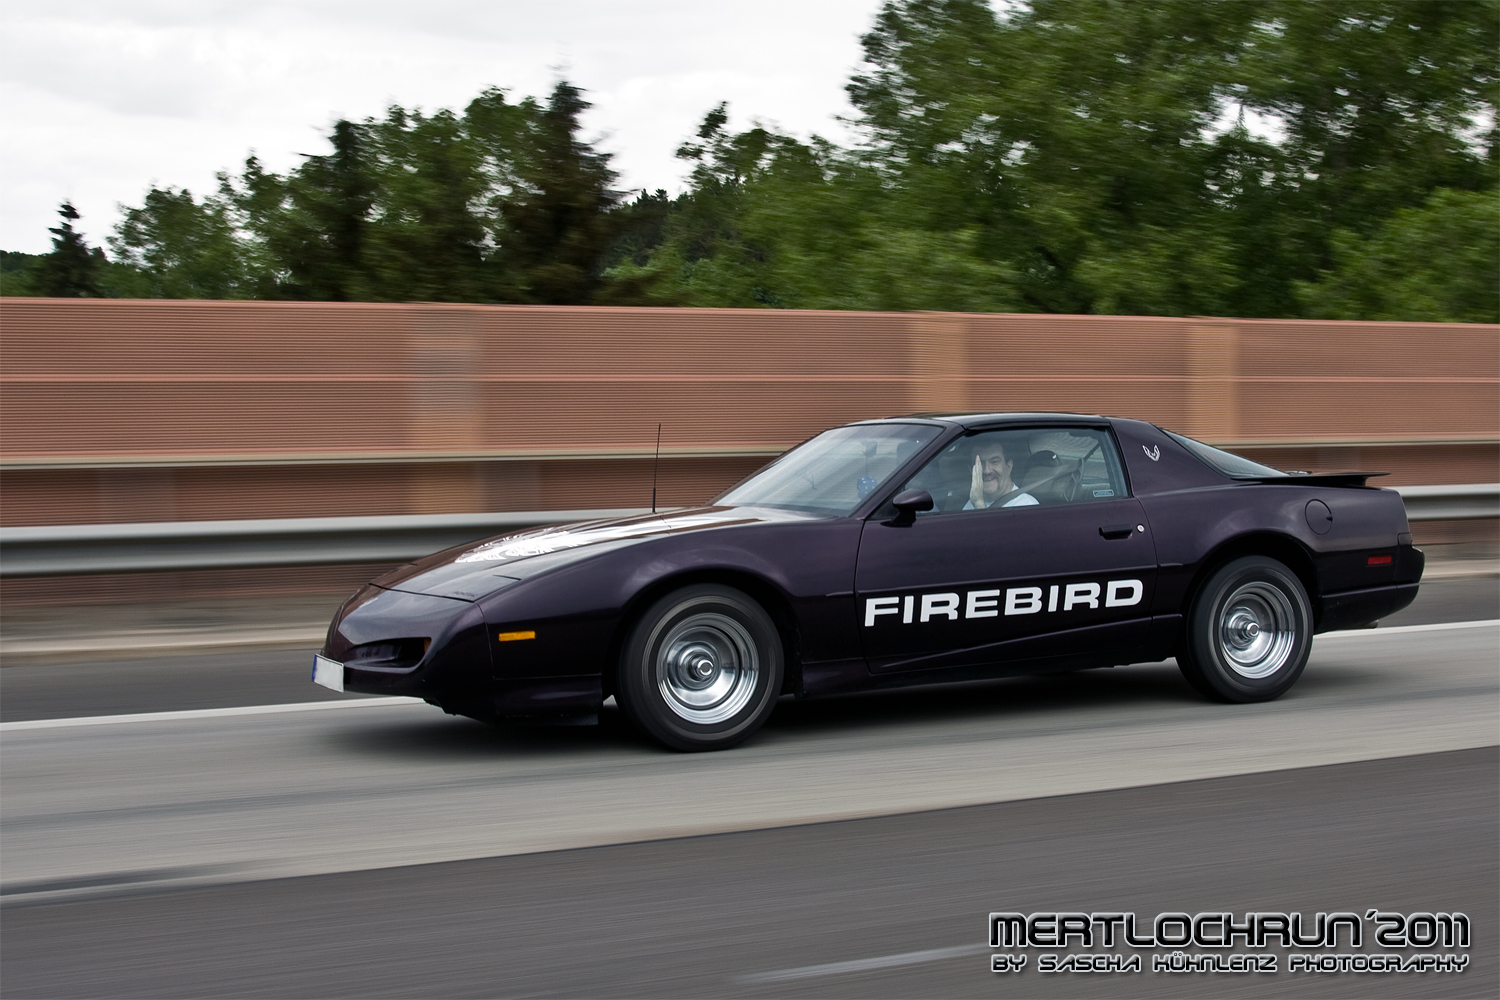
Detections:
4,1,1496,322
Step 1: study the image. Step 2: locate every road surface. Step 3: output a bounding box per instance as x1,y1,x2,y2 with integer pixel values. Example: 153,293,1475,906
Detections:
2,619,1496,997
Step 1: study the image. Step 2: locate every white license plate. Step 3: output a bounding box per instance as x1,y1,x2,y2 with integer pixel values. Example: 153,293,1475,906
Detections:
312,655,345,692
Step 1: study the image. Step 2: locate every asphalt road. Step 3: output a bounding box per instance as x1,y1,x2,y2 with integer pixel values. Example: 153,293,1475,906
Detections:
1,590,1495,997
3,748,1494,998
1,573,1494,723
2,623,1495,889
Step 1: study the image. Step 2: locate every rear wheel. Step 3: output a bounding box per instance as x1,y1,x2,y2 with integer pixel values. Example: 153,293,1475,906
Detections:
1178,555,1312,702
617,584,783,751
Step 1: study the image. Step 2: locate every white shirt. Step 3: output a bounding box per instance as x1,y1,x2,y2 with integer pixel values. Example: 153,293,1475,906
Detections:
964,492,1038,510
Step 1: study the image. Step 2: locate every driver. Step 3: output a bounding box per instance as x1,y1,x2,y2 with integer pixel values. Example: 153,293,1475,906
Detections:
965,438,1038,509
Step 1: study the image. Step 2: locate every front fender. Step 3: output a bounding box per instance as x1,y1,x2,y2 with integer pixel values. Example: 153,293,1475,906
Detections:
476,519,863,678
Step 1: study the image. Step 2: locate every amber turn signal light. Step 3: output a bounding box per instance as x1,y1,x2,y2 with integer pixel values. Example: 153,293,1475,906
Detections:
496,630,536,642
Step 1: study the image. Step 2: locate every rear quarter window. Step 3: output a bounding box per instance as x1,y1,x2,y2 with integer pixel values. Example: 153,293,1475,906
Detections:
1162,429,1287,479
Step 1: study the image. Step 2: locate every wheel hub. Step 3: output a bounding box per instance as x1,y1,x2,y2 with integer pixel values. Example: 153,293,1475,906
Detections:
657,614,760,724
1217,582,1296,679
1226,612,1262,643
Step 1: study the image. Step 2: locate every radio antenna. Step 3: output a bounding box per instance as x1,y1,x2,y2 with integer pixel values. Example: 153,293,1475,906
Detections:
651,423,662,513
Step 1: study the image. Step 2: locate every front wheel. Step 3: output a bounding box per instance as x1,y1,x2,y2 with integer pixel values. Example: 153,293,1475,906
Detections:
617,584,784,751
1178,555,1312,703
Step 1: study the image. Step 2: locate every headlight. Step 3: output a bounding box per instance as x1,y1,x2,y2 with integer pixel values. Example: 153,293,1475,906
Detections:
345,637,430,669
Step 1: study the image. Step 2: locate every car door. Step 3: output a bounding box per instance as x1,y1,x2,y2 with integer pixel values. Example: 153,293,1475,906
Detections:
855,424,1158,674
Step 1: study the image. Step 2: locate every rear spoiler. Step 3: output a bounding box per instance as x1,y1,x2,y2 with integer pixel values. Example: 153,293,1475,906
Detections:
1236,472,1389,488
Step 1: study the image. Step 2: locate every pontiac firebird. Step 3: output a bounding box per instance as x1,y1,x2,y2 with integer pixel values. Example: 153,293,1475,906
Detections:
314,413,1423,751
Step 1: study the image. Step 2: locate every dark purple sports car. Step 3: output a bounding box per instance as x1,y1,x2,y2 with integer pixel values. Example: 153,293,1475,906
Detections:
315,413,1423,751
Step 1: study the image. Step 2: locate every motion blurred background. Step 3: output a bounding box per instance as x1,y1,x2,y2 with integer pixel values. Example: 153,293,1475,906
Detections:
1,5,1497,997
1,302,1496,616
2,0,1497,623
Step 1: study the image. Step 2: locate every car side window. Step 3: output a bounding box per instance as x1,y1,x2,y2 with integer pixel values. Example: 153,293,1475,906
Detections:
893,427,1130,514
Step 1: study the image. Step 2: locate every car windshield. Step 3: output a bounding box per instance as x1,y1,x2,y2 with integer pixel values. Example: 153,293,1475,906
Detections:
716,424,942,514
1163,429,1288,478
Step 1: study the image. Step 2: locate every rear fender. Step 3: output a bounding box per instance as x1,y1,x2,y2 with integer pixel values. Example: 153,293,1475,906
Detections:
1179,533,1321,628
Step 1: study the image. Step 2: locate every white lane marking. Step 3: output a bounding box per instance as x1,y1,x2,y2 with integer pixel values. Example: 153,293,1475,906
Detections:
1,627,326,657
0,697,424,732
1322,618,1499,639
2,620,1492,734
738,944,987,983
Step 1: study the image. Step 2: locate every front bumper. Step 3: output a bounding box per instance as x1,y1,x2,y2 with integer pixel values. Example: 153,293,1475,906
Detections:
322,585,492,699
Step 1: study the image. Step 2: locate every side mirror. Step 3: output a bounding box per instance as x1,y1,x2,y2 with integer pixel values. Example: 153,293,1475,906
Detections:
885,489,934,527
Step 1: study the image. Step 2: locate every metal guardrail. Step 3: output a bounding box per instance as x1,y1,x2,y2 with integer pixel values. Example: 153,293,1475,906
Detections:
0,486,1494,577
1391,484,1500,522
0,509,652,577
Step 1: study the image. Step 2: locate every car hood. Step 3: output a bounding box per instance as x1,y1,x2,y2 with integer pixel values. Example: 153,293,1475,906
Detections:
372,505,826,601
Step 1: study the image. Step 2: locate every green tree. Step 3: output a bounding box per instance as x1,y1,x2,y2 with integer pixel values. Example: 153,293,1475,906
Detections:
1232,0,1499,312
499,81,655,304
462,84,541,290
846,0,1257,315
642,1,1253,314
352,107,489,302
638,1,1495,319
228,110,490,303
75,10,1498,318
621,108,809,307
624,103,1021,311
604,188,673,271
0,250,43,295
244,120,379,301
204,81,656,304
34,203,106,297
1240,2,1498,235
1297,187,1500,323
108,187,255,298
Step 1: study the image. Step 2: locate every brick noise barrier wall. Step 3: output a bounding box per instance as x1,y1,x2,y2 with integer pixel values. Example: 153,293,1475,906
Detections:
1,299,1495,603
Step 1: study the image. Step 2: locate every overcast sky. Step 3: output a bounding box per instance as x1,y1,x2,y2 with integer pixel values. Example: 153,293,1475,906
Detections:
0,0,887,253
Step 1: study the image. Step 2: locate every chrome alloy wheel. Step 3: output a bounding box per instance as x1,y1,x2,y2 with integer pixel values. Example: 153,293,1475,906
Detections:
656,612,761,724
1217,581,1297,679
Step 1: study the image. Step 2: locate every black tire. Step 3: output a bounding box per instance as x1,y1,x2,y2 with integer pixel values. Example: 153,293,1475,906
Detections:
617,584,784,751
1178,555,1313,703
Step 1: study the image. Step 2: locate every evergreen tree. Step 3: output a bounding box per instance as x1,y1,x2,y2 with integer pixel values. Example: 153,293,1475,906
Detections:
276,119,379,300
35,202,105,297
499,81,653,304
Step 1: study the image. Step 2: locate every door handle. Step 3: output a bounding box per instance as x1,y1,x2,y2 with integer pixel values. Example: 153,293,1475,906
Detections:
1099,524,1135,540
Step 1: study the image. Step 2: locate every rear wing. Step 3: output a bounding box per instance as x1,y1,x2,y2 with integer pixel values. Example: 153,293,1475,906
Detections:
1237,472,1389,488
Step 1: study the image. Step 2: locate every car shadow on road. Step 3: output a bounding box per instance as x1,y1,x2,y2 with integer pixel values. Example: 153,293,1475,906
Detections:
764,650,1399,745
326,660,1214,760
324,707,655,760
1280,658,1394,698
761,660,1204,738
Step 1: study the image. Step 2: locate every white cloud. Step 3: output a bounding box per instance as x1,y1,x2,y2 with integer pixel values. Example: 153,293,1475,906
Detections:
0,0,884,252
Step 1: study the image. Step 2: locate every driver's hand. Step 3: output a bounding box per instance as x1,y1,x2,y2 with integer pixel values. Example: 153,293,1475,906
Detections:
969,456,986,509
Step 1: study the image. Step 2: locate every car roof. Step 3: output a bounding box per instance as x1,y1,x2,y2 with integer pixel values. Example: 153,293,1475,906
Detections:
852,411,1109,429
